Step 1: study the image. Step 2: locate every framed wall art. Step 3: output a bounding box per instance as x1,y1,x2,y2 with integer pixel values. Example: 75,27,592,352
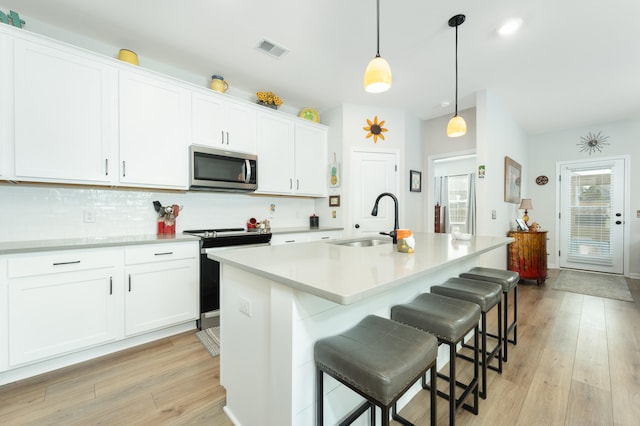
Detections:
410,170,422,192
504,156,522,203
329,195,341,207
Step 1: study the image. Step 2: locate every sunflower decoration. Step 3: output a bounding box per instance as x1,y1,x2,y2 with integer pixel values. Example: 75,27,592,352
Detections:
363,116,388,143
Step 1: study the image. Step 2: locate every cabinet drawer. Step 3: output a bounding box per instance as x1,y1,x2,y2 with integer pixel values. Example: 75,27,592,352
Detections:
125,242,197,265
8,249,119,278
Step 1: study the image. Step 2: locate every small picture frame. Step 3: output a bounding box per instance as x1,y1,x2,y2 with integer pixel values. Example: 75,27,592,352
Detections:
515,218,529,231
329,195,341,207
410,170,422,192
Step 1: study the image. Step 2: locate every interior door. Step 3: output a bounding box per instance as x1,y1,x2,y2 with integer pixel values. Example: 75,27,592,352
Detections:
559,158,625,273
351,150,399,236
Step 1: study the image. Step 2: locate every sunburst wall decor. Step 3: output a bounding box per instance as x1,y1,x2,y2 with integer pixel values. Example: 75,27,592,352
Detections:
363,116,388,143
577,131,610,155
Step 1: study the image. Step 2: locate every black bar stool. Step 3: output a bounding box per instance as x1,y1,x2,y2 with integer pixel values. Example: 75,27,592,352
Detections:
430,277,503,400
460,267,519,362
391,293,481,426
315,315,438,426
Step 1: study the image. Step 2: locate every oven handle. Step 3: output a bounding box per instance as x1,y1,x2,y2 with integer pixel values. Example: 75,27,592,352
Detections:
201,242,270,254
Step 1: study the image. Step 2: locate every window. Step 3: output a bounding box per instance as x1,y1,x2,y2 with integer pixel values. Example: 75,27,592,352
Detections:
447,175,470,232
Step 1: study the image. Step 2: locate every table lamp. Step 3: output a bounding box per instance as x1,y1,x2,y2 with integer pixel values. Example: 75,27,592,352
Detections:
519,198,533,225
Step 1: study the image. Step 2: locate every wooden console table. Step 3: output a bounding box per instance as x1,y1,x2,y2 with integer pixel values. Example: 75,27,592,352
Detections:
507,230,548,285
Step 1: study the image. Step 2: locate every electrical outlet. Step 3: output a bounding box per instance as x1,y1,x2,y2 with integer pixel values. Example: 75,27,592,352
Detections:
491,210,496,220
83,208,96,223
238,296,252,317
332,210,337,218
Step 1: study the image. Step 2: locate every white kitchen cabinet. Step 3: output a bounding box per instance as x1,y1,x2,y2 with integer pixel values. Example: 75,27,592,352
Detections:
294,121,328,196
191,91,257,154
0,257,7,372
255,111,327,196
255,112,294,194
124,242,198,336
7,248,122,367
119,70,190,189
12,37,118,184
0,33,11,179
270,230,342,245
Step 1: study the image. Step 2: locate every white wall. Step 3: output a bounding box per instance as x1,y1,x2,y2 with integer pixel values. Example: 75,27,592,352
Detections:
528,117,640,277
321,103,424,236
475,89,529,267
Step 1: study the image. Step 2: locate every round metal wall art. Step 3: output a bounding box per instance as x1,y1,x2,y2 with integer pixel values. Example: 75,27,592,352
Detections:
577,131,609,155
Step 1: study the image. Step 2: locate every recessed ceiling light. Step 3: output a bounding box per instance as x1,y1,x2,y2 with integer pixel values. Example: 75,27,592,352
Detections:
497,17,523,36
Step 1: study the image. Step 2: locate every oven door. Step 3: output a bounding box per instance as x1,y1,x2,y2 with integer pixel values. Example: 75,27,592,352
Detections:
200,243,269,329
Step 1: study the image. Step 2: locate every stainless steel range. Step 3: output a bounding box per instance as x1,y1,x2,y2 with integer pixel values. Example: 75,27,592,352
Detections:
184,228,272,329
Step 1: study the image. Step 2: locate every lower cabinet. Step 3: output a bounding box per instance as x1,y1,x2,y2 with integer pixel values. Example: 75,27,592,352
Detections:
124,243,198,336
7,248,122,367
2,241,198,369
507,230,548,285
270,230,342,245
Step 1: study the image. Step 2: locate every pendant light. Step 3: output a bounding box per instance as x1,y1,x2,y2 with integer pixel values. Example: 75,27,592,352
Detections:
363,0,392,93
447,14,466,137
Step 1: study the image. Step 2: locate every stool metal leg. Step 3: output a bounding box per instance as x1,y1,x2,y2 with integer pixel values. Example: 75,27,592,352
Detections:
316,367,323,425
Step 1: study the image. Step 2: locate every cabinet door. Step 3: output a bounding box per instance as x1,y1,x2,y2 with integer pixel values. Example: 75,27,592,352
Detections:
255,112,294,194
7,250,121,366
191,92,256,153
13,38,118,184
0,34,11,179
294,122,327,196
124,244,198,336
119,71,189,189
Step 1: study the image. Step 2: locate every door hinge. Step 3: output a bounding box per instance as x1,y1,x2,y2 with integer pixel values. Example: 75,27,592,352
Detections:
395,165,398,172
558,250,561,257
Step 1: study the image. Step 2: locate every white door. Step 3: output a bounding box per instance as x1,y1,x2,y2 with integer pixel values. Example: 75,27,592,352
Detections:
351,150,399,236
559,158,625,273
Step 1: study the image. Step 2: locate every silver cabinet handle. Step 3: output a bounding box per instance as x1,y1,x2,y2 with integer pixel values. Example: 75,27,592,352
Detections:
289,178,293,189
226,131,230,145
53,260,80,266
109,276,113,295
296,179,300,190
154,252,173,256
128,275,132,292
221,130,225,145
105,159,109,176
122,160,126,177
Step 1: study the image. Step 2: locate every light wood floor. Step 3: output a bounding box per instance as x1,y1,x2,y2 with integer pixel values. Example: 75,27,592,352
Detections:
1,271,639,425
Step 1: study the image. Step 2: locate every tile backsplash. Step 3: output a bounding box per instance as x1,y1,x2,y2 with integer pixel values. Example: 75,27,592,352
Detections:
0,184,317,242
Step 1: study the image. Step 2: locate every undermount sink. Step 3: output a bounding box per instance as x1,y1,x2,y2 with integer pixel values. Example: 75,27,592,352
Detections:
330,237,392,248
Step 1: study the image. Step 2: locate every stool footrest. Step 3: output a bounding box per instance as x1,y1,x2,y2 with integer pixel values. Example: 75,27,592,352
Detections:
423,373,479,415
338,402,374,426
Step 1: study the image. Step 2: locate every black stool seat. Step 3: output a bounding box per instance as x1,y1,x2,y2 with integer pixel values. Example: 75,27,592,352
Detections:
392,293,481,426
460,267,519,362
315,315,438,425
460,267,518,292
431,277,503,400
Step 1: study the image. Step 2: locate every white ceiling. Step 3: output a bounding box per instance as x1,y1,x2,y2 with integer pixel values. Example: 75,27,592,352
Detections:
2,0,639,135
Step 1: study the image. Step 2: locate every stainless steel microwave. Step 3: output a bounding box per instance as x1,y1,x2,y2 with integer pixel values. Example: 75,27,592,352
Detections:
189,145,258,192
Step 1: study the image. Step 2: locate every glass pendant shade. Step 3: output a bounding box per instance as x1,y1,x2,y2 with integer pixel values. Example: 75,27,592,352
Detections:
447,115,467,137
364,56,392,93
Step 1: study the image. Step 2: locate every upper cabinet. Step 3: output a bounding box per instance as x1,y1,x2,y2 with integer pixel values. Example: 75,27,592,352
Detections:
12,38,118,184
118,70,190,189
191,90,256,154
255,111,327,197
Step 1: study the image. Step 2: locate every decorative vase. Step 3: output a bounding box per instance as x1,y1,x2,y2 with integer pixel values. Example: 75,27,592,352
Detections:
257,100,278,110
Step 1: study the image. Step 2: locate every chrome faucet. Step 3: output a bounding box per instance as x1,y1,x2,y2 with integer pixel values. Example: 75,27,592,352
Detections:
371,192,399,244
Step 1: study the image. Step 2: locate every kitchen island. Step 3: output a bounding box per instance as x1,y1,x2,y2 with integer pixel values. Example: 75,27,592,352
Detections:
209,232,513,426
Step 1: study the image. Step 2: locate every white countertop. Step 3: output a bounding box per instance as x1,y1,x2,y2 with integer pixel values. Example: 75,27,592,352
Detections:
209,232,513,304
0,234,200,255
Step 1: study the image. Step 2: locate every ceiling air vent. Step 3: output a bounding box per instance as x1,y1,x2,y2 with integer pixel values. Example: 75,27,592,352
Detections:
256,38,289,59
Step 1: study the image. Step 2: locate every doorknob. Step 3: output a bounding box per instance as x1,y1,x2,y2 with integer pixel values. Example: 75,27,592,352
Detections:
615,220,622,225
355,224,360,229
